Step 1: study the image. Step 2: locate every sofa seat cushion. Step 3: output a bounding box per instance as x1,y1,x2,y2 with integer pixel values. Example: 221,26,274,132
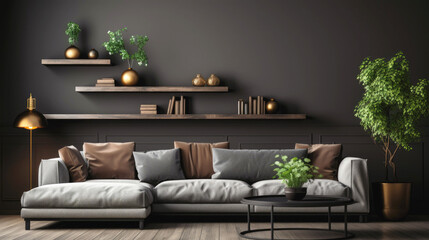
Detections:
21,179,153,208
155,179,252,203
252,179,350,197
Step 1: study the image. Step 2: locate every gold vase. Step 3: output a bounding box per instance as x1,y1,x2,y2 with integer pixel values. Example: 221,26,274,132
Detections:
121,68,139,86
265,98,279,114
88,49,98,59
192,74,206,86
381,182,411,221
64,45,80,59
207,74,220,86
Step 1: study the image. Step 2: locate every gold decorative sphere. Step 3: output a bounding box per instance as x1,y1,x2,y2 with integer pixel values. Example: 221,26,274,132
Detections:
192,74,206,86
266,98,279,114
64,45,80,59
207,74,220,86
88,49,98,59
121,68,139,86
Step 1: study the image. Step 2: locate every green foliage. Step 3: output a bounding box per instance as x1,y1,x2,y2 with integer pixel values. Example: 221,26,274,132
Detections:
272,155,322,188
355,52,429,181
65,22,81,46
103,27,149,68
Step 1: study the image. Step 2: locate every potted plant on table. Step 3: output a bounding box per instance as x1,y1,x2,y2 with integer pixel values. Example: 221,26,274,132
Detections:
64,22,81,59
355,52,429,220
273,156,322,200
103,27,149,86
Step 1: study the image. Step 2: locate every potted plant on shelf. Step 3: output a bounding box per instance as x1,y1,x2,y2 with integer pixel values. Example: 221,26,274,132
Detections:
355,51,429,220
103,27,149,86
272,155,322,200
64,22,81,59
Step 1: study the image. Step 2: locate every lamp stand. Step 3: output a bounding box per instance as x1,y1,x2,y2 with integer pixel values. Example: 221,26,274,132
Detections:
29,129,32,189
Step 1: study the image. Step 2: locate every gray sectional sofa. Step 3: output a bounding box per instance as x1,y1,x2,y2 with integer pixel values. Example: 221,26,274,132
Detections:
21,149,369,230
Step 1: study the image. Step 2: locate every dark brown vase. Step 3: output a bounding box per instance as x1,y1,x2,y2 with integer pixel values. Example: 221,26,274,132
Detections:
121,68,139,86
265,98,279,114
285,187,307,201
88,49,98,59
381,182,411,221
64,45,80,59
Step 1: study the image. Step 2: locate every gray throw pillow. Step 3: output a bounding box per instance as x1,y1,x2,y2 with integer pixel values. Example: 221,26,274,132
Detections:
212,148,308,183
133,149,184,184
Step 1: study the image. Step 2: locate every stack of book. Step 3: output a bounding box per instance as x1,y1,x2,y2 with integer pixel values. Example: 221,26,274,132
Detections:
140,105,157,114
238,96,266,115
95,78,115,87
166,96,186,115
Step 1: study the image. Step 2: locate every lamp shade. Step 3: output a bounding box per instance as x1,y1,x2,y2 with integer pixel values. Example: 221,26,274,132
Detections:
14,109,48,130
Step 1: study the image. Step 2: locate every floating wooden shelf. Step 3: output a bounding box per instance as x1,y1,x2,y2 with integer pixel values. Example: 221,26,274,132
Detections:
41,59,111,65
75,86,229,93
44,114,306,120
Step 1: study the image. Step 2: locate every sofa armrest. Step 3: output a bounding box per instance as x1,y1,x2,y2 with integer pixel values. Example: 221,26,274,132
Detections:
338,157,370,213
38,158,69,186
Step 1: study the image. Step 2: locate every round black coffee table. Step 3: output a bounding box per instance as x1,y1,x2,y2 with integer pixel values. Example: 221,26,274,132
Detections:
240,195,354,240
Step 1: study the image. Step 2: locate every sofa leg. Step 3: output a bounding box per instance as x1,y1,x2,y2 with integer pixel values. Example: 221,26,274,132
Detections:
139,220,144,230
25,219,30,230
359,215,368,223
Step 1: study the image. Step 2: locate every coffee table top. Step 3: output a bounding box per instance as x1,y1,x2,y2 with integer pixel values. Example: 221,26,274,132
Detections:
241,195,354,207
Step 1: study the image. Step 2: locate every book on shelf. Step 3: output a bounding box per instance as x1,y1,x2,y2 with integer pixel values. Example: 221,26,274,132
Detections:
97,78,115,84
253,99,257,114
248,96,253,114
174,101,180,115
140,111,157,114
167,96,187,115
95,83,115,87
139,104,157,114
238,96,267,115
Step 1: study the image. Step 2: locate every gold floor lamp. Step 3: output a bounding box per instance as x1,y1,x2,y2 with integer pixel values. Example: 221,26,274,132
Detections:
13,94,48,189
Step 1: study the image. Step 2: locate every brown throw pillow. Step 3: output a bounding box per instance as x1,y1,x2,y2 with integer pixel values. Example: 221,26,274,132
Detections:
174,141,229,179
58,145,88,182
84,142,135,179
295,143,342,180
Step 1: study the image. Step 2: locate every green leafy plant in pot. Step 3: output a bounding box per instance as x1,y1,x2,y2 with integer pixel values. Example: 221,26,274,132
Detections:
355,52,429,220
103,27,149,86
64,22,81,59
272,155,322,200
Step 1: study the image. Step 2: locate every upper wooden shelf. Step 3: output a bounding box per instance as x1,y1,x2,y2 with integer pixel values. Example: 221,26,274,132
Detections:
44,114,306,120
75,86,229,93
41,59,111,65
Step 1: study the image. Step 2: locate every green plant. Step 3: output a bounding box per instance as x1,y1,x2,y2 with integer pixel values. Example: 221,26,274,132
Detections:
65,22,81,46
272,155,322,188
355,52,429,182
103,27,149,68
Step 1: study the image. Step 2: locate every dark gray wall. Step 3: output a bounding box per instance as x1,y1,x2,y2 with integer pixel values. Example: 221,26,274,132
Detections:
1,0,428,214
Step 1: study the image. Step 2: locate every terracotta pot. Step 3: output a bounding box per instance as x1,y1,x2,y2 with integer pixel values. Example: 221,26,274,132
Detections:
64,45,80,59
121,68,139,86
284,187,307,201
381,182,411,221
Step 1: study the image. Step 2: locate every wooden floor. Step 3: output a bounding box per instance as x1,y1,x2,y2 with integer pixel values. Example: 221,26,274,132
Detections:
1,215,429,240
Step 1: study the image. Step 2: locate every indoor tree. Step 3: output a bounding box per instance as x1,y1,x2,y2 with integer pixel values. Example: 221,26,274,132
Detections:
354,52,429,182
65,22,81,46
103,27,149,68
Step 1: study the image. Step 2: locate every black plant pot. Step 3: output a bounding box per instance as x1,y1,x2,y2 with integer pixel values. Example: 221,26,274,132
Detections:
285,187,307,201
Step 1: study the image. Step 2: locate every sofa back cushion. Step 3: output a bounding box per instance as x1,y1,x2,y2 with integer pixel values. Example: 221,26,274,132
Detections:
133,149,184,184
212,148,307,183
84,142,135,179
295,143,342,180
58,145,88,182
174,141,229,179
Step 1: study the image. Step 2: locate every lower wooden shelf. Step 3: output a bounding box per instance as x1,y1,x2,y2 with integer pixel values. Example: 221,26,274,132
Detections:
43,114,307,120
